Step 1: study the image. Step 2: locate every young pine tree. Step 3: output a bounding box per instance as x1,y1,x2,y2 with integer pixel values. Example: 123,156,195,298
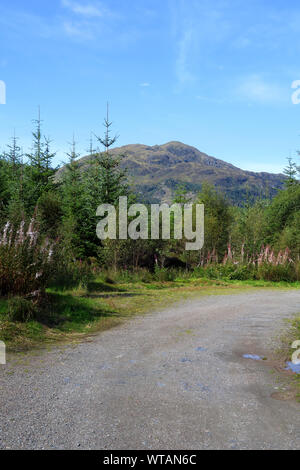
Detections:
25,110,56,212
60,137,86,257
79,107,129,258
91,104,128,205
3,132,25,222
283,157,298,187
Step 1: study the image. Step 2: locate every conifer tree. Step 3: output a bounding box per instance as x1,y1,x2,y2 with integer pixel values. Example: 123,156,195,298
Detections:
92,104,128,205
3,132,25,221
25,109,56,211
283,157,298,187
60,137,85,257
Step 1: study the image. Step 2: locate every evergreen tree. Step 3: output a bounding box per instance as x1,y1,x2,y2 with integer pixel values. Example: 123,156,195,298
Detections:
91,104,128,205
60,137,86,257
25,109,56,211
283,157,298,187
3,132,25,221
75,106,129,258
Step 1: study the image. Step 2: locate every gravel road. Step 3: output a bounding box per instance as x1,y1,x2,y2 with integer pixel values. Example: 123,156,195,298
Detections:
0,289,300,450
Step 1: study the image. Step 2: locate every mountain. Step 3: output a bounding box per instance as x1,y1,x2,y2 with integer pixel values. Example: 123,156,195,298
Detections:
57,141,285,204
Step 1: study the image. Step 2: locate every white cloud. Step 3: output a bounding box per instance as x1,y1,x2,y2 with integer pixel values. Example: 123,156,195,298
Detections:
175,27,196,85
237,75,287,104
139,82,150,87
62,0,104,18
169,0,230,89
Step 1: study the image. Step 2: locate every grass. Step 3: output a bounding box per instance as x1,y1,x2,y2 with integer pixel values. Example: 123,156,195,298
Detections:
0,274,299,352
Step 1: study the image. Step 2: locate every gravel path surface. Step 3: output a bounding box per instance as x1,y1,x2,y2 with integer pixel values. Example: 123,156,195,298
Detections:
0,289,300,450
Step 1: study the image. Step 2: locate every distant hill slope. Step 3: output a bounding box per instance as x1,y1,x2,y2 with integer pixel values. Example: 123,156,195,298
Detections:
57,141,285,204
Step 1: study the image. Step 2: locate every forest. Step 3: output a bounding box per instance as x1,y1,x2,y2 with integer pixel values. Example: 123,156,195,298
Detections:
0,112,299,332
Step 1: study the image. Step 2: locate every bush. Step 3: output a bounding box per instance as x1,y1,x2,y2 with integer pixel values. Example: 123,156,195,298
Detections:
7,296,36,322
48,259,94,291
154,266,176,282
257,263,297,282
228,264,256,280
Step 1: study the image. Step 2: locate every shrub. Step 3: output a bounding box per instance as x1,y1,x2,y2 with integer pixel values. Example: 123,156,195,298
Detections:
7,296,36,322
228,264,256,280
257,263,297,282
48,259,94,291
154,266,176,282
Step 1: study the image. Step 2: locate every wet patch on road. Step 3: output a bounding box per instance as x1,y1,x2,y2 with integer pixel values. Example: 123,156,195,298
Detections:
243,354,263,361
285,361,300,374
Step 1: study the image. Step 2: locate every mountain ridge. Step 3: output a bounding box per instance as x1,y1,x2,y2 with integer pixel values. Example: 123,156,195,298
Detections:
57,141,285,204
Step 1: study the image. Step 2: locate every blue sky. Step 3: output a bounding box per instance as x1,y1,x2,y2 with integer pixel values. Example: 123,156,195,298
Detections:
1,0,300,172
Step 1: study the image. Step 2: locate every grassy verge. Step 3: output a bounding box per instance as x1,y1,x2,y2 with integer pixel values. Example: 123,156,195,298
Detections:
0,276,299,352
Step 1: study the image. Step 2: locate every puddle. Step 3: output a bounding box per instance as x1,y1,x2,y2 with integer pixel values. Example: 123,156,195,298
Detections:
99,364,112,370
157,382,166,388
285,361,300,374
182,382,190,391
196,383,211,393
180,358,192,363
116,380,127,385
243,354,262,361
196,347,207,352
181,382,210,393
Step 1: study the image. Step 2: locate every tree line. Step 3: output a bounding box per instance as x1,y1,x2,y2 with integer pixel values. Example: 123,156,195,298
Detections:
0,109,299,298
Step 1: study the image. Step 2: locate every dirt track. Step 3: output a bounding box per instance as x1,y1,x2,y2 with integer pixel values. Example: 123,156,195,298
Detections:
0,289,299,450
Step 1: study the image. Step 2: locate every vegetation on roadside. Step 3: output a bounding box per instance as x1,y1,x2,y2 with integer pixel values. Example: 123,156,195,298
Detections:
1,272,299,351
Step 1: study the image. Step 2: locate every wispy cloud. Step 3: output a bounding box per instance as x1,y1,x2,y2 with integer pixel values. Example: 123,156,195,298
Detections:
139,82,150,87
175,26,196,85
61,0,105,18
236,75,287,104
62,20,94,40
61,0,112,40
169,0,230,89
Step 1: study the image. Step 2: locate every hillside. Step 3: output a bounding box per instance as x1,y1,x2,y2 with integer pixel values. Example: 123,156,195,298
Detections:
58,141,285,204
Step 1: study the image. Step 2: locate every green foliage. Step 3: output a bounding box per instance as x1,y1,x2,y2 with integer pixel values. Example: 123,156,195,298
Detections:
48,258,95,291
1,108,300,339
283,157,298,187
24,112,56,212
154,265,177,282
257,262,298,282
37,191,63,239
230,199,268,257
197,183,232,261
264,184,300,256
7,297,36,322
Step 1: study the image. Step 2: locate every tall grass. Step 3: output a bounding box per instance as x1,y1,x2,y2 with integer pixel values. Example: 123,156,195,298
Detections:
196,244,299,282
